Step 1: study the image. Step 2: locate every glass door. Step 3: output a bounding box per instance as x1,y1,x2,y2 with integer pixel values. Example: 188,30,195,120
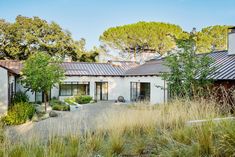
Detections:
95,82,108,101
102,82,108,100
96,83,101,101
130,82,150,101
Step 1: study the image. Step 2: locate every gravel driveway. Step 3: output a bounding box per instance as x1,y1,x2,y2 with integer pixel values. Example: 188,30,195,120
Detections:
6,101,126,141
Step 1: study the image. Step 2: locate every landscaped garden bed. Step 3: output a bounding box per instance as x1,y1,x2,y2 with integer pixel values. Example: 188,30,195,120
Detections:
1,99,235,156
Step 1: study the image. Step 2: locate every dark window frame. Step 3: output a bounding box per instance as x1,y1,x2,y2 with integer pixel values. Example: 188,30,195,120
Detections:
130,82,151,102
95,82,108,101
59,82,90,96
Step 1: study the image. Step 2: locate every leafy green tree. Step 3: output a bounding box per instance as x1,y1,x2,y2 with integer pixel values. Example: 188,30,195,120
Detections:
196,25,231,53
163,33,215,98
0,15,98,62
21,52,65,111
100,21,188,60
70,38,99,62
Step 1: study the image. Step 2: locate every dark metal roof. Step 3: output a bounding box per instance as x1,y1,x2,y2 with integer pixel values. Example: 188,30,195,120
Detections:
206,50,235,80
0,60,138,76
125,59,169,76
125,50,235,79
107,60,139,71
2,51,234,79
61,62,126,76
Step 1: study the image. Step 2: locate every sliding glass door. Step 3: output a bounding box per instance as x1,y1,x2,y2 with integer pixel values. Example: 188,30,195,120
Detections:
95,82,108,101
130,82,150,101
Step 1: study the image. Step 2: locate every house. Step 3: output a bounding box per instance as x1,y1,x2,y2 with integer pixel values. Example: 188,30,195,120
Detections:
0,59,168,114
1,27,235,115
0,65,17,114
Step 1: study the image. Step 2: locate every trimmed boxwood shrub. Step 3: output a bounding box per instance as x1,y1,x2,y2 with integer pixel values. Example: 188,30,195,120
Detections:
52,104,70,111
75,95,92,104
2,102,35,125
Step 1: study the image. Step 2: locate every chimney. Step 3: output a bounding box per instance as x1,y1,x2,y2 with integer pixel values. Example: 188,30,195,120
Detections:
64,55,72,62
228,27,235,55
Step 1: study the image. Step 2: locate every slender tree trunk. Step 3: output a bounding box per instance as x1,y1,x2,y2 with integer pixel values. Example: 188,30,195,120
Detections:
134,48,136,62
44,92,47,112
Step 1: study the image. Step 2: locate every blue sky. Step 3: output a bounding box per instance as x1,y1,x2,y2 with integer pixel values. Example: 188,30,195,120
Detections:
0,0,235,49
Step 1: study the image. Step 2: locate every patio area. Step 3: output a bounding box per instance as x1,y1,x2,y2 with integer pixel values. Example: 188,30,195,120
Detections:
6,101,127,141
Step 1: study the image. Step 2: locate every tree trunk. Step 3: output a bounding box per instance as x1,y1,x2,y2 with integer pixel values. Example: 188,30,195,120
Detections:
44,92,47,112
134,48,137,62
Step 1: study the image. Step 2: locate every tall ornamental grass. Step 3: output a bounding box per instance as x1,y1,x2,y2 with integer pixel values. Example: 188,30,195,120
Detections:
1,99,235,156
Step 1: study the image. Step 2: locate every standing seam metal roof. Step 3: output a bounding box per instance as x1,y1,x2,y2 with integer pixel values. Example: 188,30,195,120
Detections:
207,51,235,80
1,51,234,79
0,60,139,76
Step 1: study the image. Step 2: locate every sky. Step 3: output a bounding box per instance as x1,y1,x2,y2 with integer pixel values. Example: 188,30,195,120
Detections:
0,0,235,49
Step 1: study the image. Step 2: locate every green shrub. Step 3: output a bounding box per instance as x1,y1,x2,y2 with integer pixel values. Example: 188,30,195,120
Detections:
64,97,76,105
75,95,92,104
50,99,69,111
2,102,35,125
52,104,70,111
49,99,64,106
12,91,29,104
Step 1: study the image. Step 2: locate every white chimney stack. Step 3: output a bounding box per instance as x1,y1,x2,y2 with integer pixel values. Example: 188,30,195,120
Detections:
228,27,235,55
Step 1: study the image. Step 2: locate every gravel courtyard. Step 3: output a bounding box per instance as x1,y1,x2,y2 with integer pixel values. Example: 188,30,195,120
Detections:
6,101,126,141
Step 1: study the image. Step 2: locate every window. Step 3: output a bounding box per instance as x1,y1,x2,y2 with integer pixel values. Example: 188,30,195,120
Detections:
130,82,150,101
60,84,72,96
59,82,90,96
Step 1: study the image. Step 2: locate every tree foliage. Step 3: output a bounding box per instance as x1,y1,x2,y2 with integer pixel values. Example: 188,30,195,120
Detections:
21,52,65,111
0,15,99,61
195,25,231,53
162,34,215,98
100,22,187,59
100,23,231,60
70,38,99,62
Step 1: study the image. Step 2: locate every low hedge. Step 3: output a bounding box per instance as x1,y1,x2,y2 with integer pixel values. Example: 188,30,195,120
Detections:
49,99,64,106
64,95,92,105
75,95,92,104
52,104,70,111
64,97,76,105
2,102,35,125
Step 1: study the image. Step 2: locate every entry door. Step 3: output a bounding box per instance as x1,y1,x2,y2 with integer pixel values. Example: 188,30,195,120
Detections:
95,82,108,101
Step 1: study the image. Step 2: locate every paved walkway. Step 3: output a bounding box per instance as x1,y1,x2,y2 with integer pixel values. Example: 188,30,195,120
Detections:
6,101,126,141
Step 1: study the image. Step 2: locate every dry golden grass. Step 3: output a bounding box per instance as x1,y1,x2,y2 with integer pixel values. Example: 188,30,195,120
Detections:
1,99,235,157
96,99,223,134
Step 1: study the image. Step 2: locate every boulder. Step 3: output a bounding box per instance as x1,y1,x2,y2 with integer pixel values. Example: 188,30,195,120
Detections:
49,111,58,117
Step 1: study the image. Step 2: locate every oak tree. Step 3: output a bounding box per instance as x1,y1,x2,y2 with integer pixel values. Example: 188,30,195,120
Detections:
0,15,99,62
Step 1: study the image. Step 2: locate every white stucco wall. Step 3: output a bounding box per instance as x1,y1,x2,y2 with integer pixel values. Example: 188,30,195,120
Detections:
16,78,35,102
0,67,8,115
52,75,167,104
125,76,167,104
228,32,235,55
